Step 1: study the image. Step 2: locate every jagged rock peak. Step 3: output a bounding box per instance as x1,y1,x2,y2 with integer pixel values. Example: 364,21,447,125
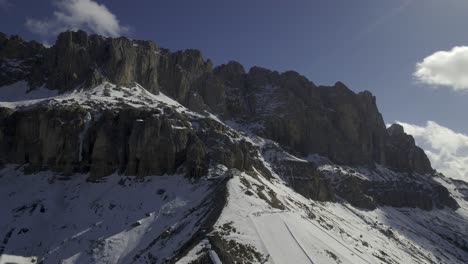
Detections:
386,123,433,174
388,123,406,136
47,30,161,92
0,30,436,175
0,32,45,59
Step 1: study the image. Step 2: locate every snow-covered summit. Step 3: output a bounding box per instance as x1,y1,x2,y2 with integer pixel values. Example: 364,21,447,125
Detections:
0,81,185,112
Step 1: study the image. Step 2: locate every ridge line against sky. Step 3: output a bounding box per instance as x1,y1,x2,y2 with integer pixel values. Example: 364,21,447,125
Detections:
396,121,468,182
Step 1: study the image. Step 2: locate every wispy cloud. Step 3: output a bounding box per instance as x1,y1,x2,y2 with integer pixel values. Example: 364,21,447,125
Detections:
414,46,468,92
396,120,468,182
351,0,413,44
317,0,414,64
25,0,129,39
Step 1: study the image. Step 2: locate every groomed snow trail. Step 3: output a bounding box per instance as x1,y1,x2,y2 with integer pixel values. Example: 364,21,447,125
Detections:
250,213,314,264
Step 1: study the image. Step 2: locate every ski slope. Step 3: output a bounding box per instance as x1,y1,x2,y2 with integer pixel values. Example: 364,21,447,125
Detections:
211,164,468,264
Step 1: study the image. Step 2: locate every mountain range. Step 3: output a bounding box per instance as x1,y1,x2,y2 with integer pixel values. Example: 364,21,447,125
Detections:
0,30,467,264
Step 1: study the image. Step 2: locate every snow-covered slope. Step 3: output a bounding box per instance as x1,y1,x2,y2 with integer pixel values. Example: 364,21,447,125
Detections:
0,82,188,113
2,162,467,264
0,165,225,264
207,167,468,264
178,121,468,264
1,82,467,264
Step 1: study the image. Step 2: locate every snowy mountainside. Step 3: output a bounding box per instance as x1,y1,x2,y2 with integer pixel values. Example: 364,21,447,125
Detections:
1,30,468,264
176,126,468,263
204,154,468,264
1,161,467,264
0,165,226,264
0,82,467,264
0,81,186,112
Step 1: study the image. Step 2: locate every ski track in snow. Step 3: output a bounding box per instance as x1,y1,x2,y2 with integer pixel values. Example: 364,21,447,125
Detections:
281,218,315,264
213,153,468,264
250,213,313,264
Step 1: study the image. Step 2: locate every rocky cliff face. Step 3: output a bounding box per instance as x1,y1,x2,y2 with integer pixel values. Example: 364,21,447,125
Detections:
0,104,262,180
1,30,466,264
0,30,453,211
386,123,433,174
0,30,431,172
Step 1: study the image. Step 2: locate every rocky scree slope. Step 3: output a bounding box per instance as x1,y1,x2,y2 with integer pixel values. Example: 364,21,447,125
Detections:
0,31,466,264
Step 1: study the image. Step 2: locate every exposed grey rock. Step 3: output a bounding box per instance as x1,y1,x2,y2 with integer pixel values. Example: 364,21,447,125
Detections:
45,30,161,92
0,104,263,179
0,33,44,60
385,124,433,174
0,30,454,211
321,166,458,210
0,31,161,92
272,159,334,201
0,106,86,174
0,30,432,173
158,48,213,103
0,33,46,87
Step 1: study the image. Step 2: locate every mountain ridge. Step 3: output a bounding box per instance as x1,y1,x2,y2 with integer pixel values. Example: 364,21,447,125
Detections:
0,30,432,173
0,30,467,264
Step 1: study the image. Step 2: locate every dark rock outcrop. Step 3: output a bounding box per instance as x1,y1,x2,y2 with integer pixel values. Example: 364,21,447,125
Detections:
321,167,459,210
45,30,161,92
0,31,161,92
0,106,86,173
272,159,334,202
385,124,433,174
0,30,433,173
158,49,213,102
0,106,261,179
0,30,452,211
0,33,46,87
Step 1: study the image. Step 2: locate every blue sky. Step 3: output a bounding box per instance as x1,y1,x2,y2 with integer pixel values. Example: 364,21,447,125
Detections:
1,0,468,179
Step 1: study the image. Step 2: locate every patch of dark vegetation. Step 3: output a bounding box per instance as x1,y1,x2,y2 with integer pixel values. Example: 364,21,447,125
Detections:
209,233,268,264
218,221,237,236
317,216,334,230
267,189,285,210
255,185,285,210
372,250,394,264
116,176,146,186
12,200,44,216
240,177,251,189
378,227,396,240
245,190,254,196
17,228,29,234
325,249,342,263
305,208,316,220
108,203,116,210
240,177,285,210
0,228,20,261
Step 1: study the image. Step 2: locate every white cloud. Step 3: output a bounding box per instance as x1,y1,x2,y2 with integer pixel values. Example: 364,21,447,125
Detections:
396,120,468,182
25,0,128,38
414,46,468,91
